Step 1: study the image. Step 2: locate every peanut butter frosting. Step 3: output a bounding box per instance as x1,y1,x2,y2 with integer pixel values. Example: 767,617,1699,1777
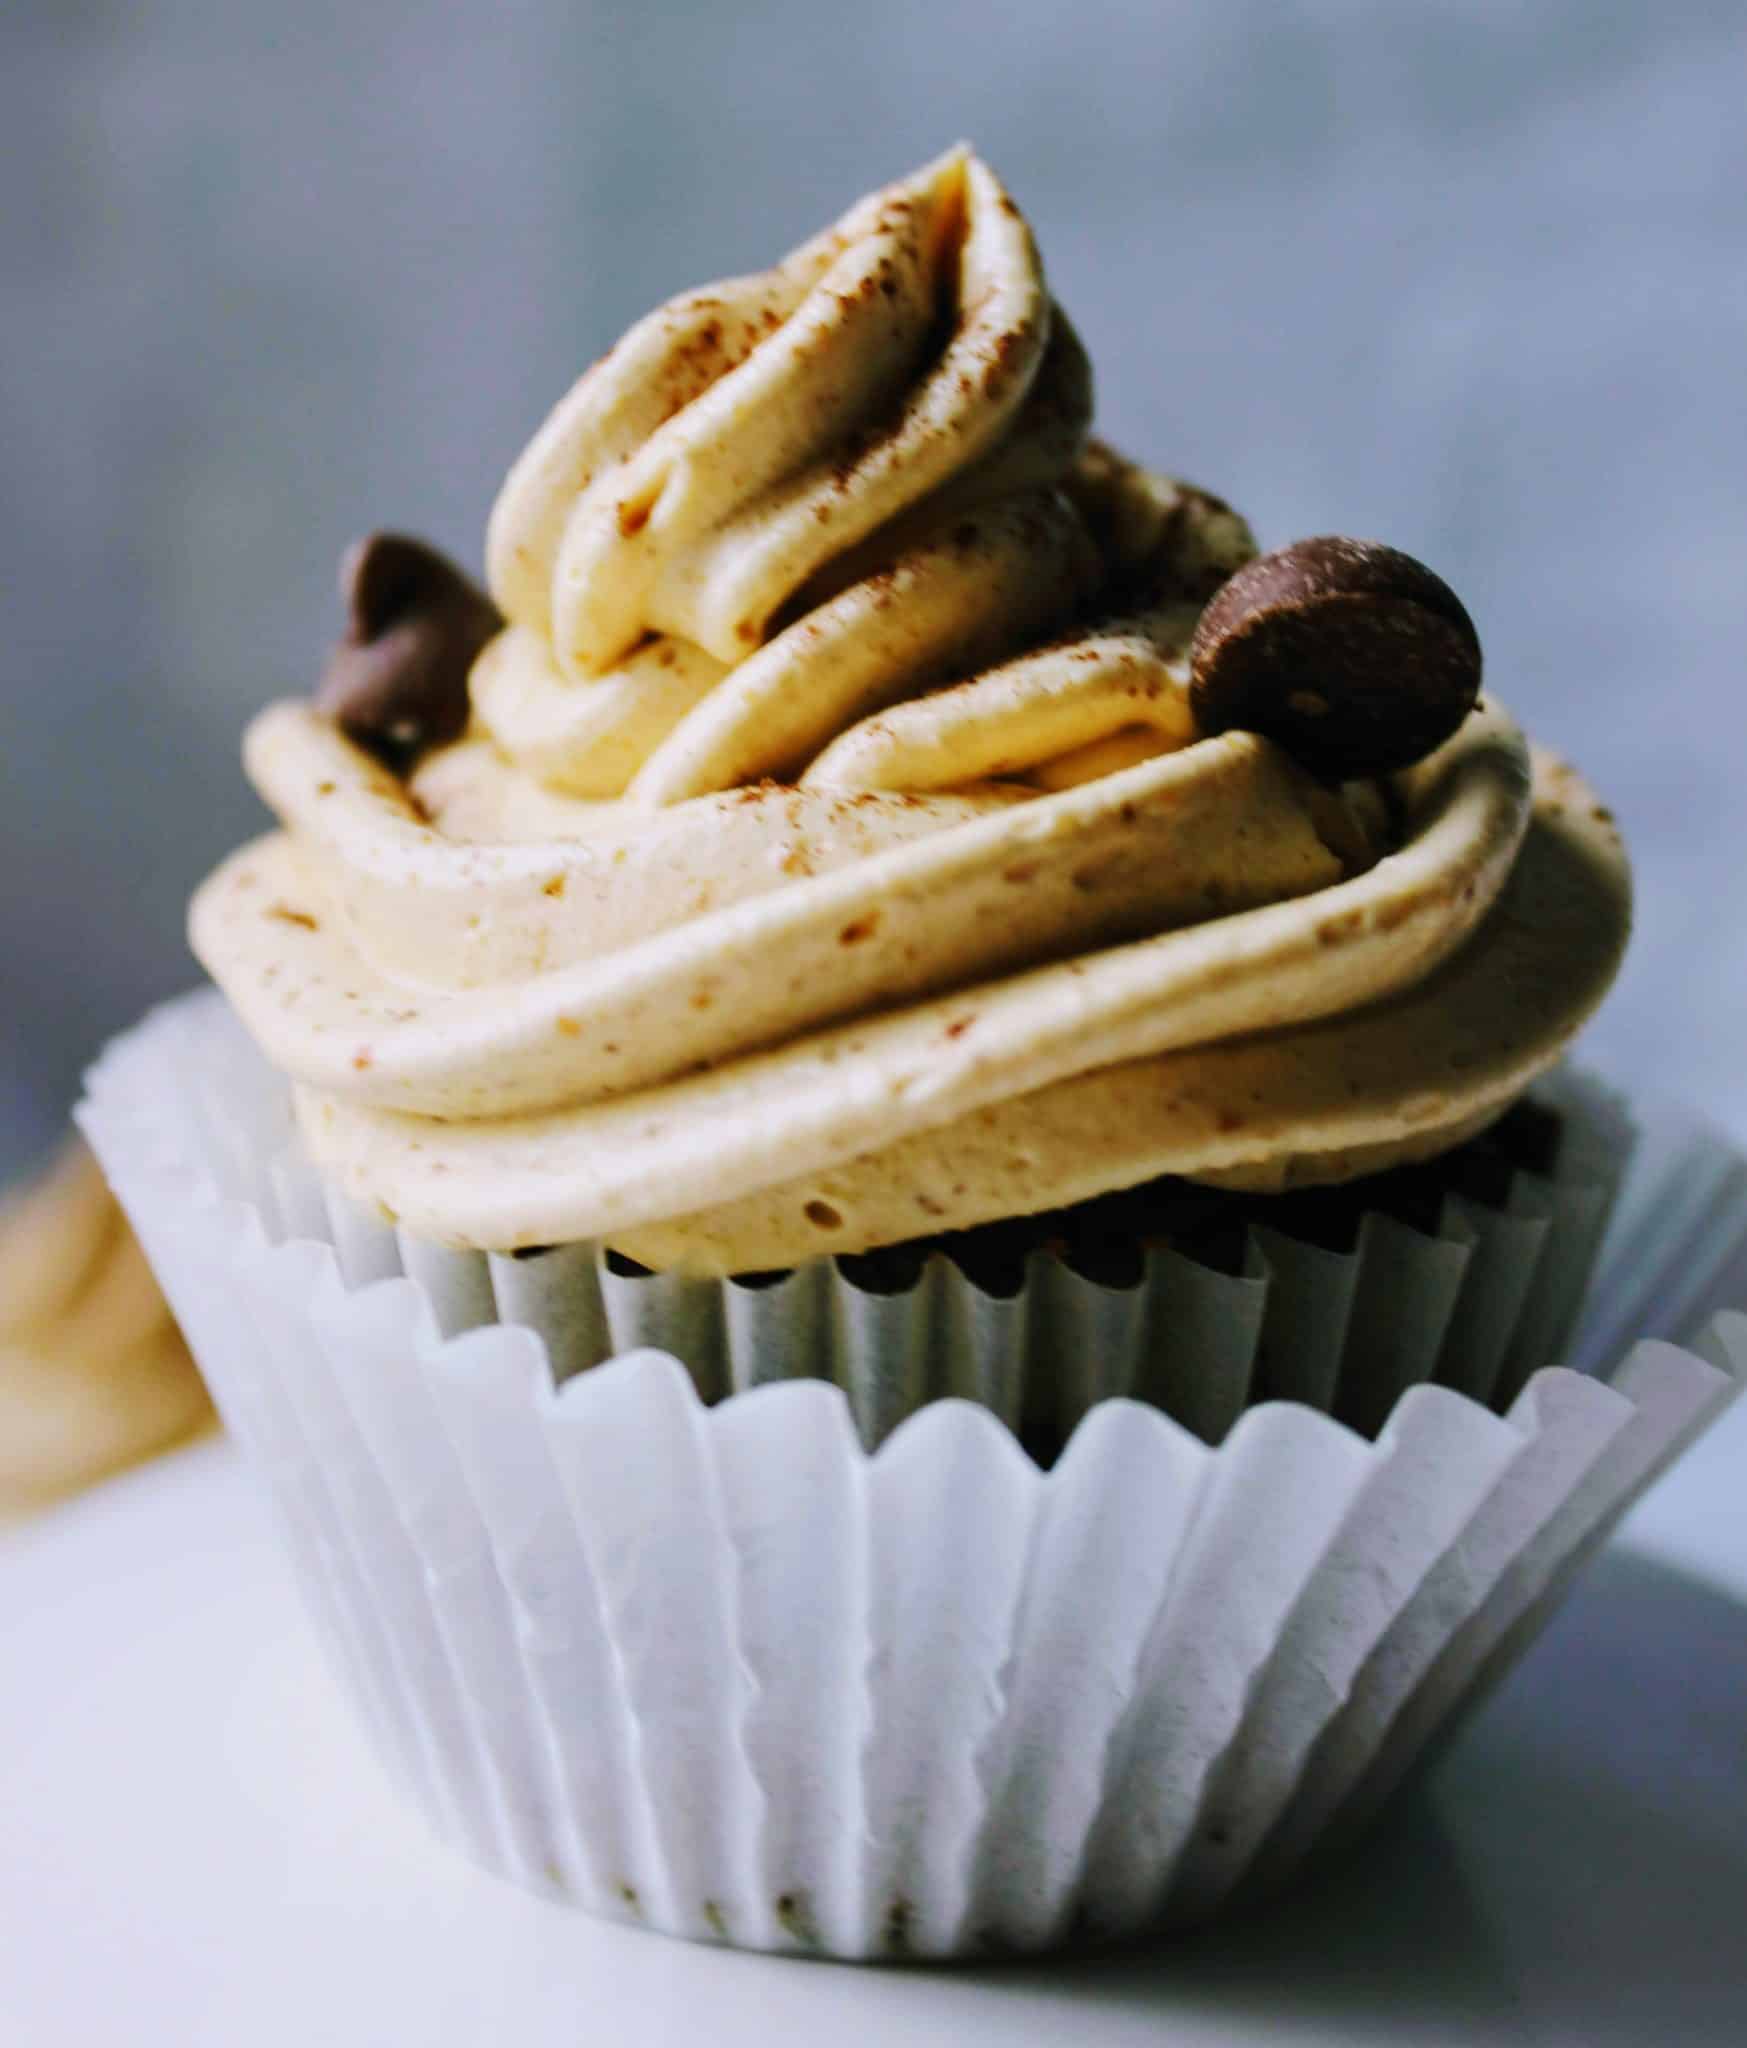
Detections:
189,149,1630,1273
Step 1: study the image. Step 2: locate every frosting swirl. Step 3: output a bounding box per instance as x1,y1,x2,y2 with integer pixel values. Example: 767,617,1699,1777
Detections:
189,152,1630,1271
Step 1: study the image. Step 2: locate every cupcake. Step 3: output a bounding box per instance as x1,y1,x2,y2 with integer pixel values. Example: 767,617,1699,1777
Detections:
80,147,1742,1958
0,1134,210,1515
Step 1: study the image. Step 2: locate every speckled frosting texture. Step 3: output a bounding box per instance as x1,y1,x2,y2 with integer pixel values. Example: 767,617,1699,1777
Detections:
189,151,1631,1271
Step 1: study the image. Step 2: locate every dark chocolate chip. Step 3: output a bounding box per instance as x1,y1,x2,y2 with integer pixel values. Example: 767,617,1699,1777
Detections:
315,532,502,766
1189,537,1481,780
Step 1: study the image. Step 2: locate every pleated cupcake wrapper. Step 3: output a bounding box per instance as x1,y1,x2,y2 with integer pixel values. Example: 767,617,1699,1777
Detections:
106,988,1635,1453
330,1084,1636,1451
79,992,1747,1960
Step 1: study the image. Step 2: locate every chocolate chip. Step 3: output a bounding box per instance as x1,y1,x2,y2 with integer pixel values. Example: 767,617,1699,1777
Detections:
1189,537,1481,780
315,533,502,766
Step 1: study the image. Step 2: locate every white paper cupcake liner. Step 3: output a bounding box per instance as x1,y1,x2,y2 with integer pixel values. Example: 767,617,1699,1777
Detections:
93,989,1637,1454
78,991,1747,1960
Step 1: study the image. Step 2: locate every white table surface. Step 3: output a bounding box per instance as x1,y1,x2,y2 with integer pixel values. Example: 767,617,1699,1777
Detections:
3,1388,1744,2048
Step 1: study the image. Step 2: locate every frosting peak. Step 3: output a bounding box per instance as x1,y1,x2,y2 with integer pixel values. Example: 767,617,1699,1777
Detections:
476,150,1124,806
488,149,1077,675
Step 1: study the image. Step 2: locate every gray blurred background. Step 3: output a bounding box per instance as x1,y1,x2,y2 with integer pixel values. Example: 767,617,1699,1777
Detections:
4,0,1744,1182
